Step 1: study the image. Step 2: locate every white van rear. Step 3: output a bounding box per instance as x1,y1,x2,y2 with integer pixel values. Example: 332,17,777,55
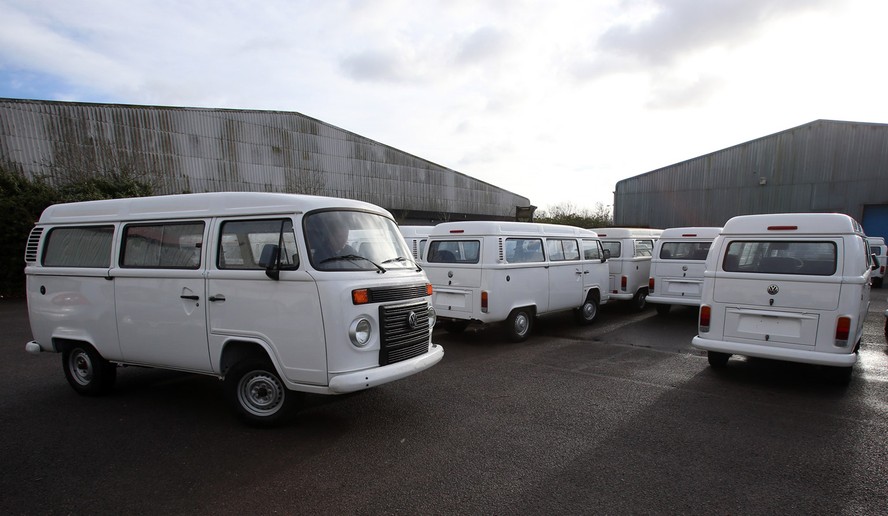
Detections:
24,193,443,425
867,236,886,288
647,227,721,315
400,225,435,263
423,221,610,341
692,213,875,380
591,228,663,311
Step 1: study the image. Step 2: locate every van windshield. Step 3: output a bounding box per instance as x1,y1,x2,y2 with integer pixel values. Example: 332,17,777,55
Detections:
304,210,414,271
723,241,837,275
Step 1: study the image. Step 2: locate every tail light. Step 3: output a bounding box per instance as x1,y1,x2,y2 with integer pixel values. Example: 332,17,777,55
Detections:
621,276,627,291
649,277,655,292
835,316,851,346
699,305,711,333
481,290,488,313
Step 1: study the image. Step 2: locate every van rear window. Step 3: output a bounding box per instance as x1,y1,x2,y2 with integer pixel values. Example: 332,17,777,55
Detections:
660,242,711,261
42,226,114,267
723,241,837,275
427,240,480,264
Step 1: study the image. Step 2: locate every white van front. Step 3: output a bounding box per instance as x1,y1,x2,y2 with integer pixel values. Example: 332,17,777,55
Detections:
692,213,873,379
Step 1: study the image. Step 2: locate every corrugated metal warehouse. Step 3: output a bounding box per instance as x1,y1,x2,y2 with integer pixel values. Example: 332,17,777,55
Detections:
614,120,888,239
0,98,531,223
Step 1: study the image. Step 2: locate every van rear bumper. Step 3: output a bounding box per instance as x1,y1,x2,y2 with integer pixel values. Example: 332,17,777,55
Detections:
691,336,857,367
25,341,45,354
647,295,701,307
328,344,444,394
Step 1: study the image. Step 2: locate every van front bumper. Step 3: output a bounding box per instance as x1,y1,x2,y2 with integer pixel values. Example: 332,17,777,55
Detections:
328,344,444,394
691,336,857,367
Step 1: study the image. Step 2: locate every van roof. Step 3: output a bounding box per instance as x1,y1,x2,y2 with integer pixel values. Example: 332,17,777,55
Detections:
658,227,722,239
721,213,865,236
591,227,663,239
37,192,390,224
429,221,597,238
866,236,886,245
399,225,436,238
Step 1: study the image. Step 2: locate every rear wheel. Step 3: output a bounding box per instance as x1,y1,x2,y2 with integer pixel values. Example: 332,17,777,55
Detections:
506,307,534,342
655,304,671,316
225,357,297,426
632,289,648,311
707,351,730,368
62,344,117,396
574,295,599,325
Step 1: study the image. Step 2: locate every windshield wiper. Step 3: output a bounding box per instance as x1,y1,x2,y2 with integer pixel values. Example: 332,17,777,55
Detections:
382,256,423,271
319,254,386,273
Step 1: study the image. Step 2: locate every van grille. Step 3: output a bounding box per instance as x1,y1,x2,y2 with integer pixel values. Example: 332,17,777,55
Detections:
379,301,431,366
368,284,428,303
25,227,44,263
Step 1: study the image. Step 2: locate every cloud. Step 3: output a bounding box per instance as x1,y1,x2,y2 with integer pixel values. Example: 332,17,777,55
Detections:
453,26,512,66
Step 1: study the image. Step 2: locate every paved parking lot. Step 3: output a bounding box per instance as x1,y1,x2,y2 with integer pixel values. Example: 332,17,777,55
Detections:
2,292,887,514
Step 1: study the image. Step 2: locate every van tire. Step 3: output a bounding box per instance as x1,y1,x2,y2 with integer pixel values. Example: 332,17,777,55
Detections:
506,307,534,342
632,289,648,311
225,358,295,426
575,296,599,325
707,351,730,368
62,344,117,396
655,304,671,316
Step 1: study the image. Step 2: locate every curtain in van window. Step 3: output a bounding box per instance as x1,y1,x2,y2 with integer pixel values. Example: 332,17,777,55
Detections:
43,226,114,267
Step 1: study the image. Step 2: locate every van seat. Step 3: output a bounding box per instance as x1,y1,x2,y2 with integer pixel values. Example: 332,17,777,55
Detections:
435,250,456,262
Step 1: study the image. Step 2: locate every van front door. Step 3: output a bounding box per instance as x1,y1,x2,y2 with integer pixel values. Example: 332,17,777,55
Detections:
114,221,211,371
546,239,584,311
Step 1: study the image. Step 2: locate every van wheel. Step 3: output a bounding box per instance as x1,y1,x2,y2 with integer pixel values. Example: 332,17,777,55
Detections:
225,358,295,426
506,307,534,342
575,297,599,325
655,304,671,316
707,351,730,368
444,320,470,334
62,344,117,396
632,289,648,311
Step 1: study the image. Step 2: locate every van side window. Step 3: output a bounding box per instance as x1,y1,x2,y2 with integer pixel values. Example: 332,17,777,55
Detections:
427,240,481,264
582,239,601,260
601,241,621,258
121,222,205,269
660,242,711,260
505,238,544,263
218,219,298,269
42,226,114,267
547,239,579,261
634,240,654,257
723,241,837,275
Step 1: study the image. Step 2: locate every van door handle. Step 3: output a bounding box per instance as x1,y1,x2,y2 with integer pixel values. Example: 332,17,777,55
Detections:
180,295,199,300
209,295,226,302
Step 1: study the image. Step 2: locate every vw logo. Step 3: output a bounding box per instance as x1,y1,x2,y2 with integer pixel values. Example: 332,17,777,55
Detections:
767,284,779,295
407,311,418,329
681,265,688,272
447,271,454,278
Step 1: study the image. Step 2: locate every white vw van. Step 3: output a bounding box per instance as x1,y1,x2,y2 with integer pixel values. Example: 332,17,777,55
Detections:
24,192,443,425
591,228,663,311
692,213,875,380
647,227,721,315
867,236,886,287
423,221,610,341
399,225,435,263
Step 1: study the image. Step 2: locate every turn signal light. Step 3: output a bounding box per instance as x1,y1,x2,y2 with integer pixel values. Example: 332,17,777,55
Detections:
426,283,433,296
352,289,370,305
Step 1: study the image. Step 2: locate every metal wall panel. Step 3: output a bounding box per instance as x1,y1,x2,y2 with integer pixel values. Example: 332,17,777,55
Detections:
0,99,529,222
615,120,888,228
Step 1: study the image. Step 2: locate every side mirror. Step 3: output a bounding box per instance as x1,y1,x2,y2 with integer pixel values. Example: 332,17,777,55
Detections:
601,249,611,262
259,244,281,280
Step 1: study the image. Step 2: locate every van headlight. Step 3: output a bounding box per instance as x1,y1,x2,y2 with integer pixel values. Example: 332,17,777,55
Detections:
428,306,437,328
350,318,372,347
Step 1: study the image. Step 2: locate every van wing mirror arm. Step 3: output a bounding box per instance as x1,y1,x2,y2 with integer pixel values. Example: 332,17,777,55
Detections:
872,253,880,271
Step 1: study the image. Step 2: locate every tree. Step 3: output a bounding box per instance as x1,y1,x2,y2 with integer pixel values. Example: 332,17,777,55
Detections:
534,201,613,228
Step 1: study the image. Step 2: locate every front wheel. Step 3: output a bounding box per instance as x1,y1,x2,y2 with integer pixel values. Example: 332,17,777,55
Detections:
506,307,534,342
225,358,297,426
62,344,117,396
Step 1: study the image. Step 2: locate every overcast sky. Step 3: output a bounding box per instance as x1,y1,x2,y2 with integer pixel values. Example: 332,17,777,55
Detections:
2,0,886,213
